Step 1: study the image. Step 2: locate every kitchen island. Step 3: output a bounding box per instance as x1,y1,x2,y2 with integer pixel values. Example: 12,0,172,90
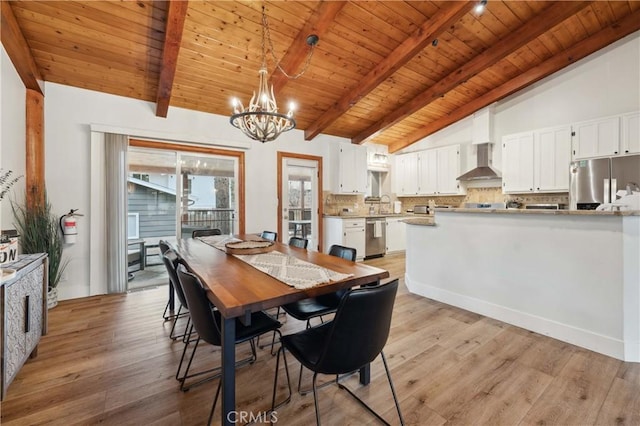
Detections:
405,208,640,362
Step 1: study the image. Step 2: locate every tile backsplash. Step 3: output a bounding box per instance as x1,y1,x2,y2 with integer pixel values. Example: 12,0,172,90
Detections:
323,188,569,215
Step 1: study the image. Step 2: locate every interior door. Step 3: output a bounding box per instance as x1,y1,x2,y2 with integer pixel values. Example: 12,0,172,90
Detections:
281,158,319,251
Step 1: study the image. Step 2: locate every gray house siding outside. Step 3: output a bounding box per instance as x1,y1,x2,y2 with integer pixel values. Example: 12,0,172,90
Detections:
128,186,176,238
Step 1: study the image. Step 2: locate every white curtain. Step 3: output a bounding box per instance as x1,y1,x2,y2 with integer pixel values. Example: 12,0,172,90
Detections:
105,133,128,293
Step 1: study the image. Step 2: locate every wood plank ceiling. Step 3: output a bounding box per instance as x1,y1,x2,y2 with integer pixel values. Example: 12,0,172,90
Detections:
4,1,640,152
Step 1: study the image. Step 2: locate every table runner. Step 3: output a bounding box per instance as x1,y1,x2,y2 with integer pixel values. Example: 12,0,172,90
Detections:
197,235,354,290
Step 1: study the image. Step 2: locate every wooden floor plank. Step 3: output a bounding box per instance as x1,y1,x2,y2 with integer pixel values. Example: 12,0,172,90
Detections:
1,253,634,425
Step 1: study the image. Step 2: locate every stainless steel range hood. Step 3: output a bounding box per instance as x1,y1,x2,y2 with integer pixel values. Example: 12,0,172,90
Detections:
457,143,501,181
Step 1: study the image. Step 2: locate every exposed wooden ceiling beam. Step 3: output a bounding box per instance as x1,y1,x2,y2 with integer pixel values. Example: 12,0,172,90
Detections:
270,1,346,95
304,1,474,141
389,8,640,153
1,1,43,94
155,0,189,118
353,1,591,145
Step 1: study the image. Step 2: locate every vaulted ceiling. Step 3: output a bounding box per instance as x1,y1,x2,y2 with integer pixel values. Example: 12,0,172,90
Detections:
2,1,639,152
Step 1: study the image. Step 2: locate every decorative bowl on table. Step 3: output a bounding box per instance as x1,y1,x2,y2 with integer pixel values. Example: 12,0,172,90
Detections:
225,240,275,255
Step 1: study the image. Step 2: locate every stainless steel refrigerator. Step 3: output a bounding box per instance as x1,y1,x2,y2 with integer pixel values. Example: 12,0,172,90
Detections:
569,154,640,209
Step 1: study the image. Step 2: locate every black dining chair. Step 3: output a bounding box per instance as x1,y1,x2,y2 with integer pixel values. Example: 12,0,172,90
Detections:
281,244,356,329
272,279,404,426
192,228,222,238
161,247,190,341
160,239,178,321
288,236,308,249
259,235,310,351
176,264,289,425
274,245,357,390
261,230,277,241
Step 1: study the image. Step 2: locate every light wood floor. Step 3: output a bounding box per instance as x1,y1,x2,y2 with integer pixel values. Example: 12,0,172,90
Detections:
1,253,638,425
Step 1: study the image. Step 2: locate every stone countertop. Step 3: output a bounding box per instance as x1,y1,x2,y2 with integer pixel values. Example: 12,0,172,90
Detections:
434,208,640,216
323,213,414,219
403,217,436,226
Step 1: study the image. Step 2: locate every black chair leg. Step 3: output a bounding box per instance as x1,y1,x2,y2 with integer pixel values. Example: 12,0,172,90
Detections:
179,337,258,392
208,380,222,426
271,335,292,413
334,352,404,425
381,351,405,426
312,372,322,426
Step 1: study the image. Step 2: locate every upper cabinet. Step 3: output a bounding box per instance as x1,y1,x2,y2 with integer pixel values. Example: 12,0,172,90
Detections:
394,152,419,196
436,145,463,194
535,126,571,192
502,126,571,193
502,132,535,193
331,144,368,194
572,112,640,160
621,111,640,155
395,145,463,196
572,116,620,159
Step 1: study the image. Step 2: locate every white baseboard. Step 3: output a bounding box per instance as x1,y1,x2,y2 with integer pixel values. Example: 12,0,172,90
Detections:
405,273,634,362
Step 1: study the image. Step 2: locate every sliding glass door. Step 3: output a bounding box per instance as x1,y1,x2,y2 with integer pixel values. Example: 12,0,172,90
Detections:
178,154,238,237
126,145,240,289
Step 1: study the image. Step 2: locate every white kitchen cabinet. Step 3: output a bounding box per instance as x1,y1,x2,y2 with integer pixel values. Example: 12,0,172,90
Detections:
502,132,535,193
502,132,533,193
436,145,462,194
572,116,620,159
323,217,365,261
621,111,640,155
534,126,571,192
331,144,368,194
385,217,406,253
397,145,463,196
503,127,571,194
395,152,419,196
417,150,437,194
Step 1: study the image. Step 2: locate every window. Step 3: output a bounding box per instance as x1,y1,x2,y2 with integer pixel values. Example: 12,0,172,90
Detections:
127,213,139,239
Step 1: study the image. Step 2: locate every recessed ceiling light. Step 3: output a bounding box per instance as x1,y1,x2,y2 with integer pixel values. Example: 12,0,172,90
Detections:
475,0,487,14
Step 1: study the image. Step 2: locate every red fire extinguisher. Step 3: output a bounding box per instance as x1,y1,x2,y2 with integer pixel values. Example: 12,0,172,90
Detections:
59,209,83,244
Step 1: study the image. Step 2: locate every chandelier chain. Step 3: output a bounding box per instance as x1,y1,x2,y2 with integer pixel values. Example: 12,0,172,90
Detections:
262,6,315,80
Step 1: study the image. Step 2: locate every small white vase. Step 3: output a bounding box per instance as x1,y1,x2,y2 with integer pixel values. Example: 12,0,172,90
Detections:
47,287,58,309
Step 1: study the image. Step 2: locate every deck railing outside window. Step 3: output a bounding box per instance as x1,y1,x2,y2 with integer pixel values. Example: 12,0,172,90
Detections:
182,208,234,235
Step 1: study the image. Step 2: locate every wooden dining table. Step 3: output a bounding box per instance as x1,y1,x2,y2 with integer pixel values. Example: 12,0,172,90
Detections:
174,234,390,426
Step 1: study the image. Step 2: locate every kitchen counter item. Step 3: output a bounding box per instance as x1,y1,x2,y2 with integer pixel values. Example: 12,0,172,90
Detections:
393,201,402,214
464,202,506,209
524,204,566,210
413,205,429,214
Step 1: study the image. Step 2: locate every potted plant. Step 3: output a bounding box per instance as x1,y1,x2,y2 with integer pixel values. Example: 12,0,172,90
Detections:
11,193,68,308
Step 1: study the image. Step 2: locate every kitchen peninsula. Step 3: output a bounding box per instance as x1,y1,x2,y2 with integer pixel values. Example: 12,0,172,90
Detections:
405,208,640,362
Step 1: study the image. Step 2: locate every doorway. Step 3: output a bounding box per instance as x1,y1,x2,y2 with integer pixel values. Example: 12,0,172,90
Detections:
126,140,244,290
277,152,323,252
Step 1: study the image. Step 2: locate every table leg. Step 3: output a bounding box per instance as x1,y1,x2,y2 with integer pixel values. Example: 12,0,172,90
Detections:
221,316,236,426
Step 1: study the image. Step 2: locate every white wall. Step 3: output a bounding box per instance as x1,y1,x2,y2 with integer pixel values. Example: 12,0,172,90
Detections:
3,30,639,299
0,47,27,227
398,31,640,174
39,82,349,299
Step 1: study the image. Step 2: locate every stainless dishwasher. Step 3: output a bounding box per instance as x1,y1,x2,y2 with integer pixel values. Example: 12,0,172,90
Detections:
365,218,386,258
